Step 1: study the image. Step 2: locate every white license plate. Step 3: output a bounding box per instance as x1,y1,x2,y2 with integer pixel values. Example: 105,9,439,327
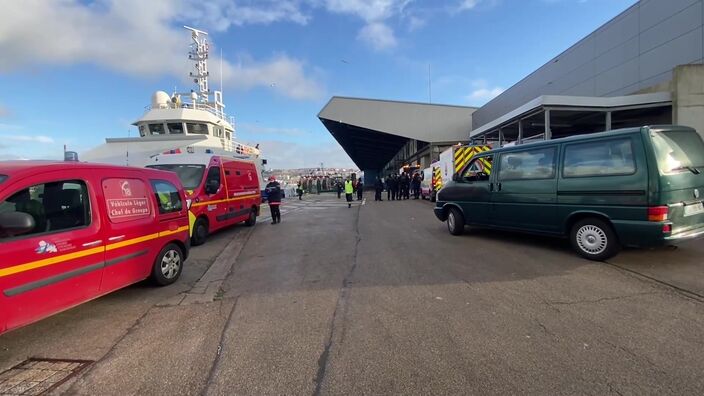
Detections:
684,202,704,217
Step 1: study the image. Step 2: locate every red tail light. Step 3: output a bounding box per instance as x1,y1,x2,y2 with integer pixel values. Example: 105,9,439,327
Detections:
663,223,672,233
648,206,668,222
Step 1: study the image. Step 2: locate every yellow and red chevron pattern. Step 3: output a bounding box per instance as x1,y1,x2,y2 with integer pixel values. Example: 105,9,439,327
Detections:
454,145,492,174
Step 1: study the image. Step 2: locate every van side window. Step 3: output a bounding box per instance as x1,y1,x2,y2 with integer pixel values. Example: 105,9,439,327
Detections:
206,166,221,187
461,156,493,181
0,180,90,239
563,138,635,178
102,178,152,223
499,147,556,181
150,180,183,214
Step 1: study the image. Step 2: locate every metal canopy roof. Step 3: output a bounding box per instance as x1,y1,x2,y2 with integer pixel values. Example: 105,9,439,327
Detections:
470,92,672,138
319,96,476,170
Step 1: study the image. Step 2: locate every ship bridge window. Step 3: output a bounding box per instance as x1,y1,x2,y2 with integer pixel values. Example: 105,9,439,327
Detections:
187,123,209,135
139,125,146,137
168,123,184,134
214,127,223,138
225,131,231,140
148,123,165,135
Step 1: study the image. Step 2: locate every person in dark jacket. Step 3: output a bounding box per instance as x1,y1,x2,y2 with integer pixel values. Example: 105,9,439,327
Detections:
296,182,303,200
385,175,393,201
412,172,422,199
374,177,384,201
391,174,399,201
336,180,342,199
265,176,282,224
356,178,364,200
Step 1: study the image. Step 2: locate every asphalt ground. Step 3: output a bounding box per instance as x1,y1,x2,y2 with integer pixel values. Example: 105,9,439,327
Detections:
1,192,704,395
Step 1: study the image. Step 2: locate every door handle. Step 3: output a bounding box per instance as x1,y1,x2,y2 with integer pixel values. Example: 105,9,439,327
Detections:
489,183,494,192
497,183,502,191
108,235,126,242
82,240,103,247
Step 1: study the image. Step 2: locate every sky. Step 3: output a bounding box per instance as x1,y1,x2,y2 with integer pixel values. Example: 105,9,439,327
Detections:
0,0,636,169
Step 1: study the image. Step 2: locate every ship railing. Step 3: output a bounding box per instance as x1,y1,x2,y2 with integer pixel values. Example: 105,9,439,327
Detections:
144,102,233,123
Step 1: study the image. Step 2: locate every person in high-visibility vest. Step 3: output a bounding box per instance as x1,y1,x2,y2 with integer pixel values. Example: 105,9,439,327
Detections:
344,177,354,208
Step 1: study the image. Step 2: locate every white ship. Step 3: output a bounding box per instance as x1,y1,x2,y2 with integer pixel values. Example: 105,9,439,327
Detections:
82,26,263,168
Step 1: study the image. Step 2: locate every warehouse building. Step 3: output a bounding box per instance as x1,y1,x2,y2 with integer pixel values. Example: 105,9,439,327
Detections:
319,0,704,181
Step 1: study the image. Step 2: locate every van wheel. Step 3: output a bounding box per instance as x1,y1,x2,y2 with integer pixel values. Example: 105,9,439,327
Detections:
570,218,620,261
152,243,183,286
244,208,257,227
447,207,465,236
191,218,208,246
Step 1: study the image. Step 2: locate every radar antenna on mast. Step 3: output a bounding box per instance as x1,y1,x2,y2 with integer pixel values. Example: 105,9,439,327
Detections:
184,26,210,104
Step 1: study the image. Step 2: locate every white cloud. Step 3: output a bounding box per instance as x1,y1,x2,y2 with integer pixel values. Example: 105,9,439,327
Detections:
458,0,480,10
465,79,504,105
0,105,9,118
217,54,325,100
406,15,427,31
258,140,355,169
184,0,313,31
320,0,412,50
0,134,55,144
357,23,397,50
0,0,323,100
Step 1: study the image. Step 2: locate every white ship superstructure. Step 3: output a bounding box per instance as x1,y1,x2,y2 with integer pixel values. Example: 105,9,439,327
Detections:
82,26,261,167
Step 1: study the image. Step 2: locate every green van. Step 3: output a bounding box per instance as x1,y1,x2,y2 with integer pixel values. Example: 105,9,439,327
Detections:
434,125,704,260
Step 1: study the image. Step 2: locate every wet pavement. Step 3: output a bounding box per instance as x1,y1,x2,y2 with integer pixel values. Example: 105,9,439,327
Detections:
2,192,704,395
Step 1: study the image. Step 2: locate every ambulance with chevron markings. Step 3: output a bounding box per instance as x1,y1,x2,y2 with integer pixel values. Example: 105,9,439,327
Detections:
432,144,492,201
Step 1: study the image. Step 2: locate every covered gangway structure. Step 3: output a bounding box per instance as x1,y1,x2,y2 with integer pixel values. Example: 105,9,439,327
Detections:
319,97,476,184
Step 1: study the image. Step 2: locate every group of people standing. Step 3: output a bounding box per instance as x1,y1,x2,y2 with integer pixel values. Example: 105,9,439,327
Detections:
373,172,423,201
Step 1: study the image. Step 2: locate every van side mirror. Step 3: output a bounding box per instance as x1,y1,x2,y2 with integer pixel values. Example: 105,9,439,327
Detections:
0,212,35,237
205,179,220,194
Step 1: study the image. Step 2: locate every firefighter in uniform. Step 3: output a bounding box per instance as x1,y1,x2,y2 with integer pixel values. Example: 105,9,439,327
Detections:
265,176,282,224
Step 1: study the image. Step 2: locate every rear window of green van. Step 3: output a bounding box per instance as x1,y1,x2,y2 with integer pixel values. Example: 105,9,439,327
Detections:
651,130,704,174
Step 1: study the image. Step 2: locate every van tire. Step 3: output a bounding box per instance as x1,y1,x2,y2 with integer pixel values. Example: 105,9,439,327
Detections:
245,208,257,227
447,207,465,236
570,218,620,261
191,218,208,246
152,243,183,286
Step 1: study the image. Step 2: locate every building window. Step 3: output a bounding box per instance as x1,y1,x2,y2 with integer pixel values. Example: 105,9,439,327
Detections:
0,180,90,239
187,123,209,135
167,123,184,134
499,147,556,181
563,138,636,178
149,123,166,135
150,180,183,214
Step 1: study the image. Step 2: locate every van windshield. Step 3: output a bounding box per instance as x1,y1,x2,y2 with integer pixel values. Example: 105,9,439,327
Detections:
651,130,704,174
147,164,205,190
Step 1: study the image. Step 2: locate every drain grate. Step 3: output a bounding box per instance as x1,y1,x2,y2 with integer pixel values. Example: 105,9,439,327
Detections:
0,358,92,395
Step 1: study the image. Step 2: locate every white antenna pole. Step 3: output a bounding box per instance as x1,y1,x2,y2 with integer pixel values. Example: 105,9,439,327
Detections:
220,47,223,96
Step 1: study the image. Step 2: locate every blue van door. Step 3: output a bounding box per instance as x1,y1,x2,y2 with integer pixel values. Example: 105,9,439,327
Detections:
491,146,560,232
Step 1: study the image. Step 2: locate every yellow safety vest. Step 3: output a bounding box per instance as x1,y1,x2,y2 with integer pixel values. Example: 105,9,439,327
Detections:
344,180,354,194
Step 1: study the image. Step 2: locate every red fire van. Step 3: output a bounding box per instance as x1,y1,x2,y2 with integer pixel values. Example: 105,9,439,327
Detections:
147,152,261,245
0,161,190,335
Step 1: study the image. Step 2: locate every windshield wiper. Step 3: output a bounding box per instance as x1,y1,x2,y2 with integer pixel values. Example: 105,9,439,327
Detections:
673,166,701,175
